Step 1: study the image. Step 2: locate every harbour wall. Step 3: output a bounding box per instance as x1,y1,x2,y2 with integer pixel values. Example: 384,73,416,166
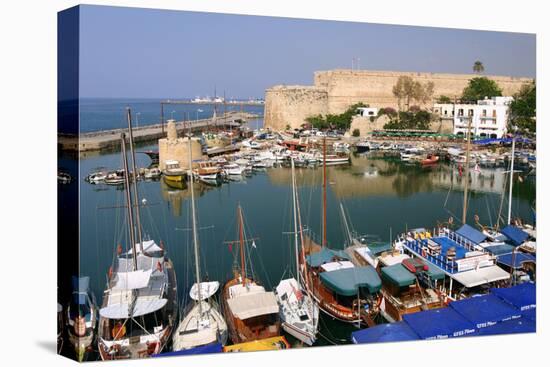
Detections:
264,69,532,131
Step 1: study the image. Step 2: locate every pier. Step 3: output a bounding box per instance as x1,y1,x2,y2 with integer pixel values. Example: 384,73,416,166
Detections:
59,111,261,152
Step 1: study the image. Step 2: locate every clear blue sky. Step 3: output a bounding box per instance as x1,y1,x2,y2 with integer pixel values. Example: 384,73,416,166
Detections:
79,5,536,99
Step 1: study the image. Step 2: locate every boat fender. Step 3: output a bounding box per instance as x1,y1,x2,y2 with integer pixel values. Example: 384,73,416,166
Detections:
117,244,123,255
74,315,86,337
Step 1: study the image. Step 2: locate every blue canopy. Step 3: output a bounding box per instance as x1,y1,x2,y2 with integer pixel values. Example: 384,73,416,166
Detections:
306,248,349,267
450,294,522,329
484,244,515,256
497,253,536,269
490,282,536,311
477,318,535,336
473,137,532,145
403,307,476,339
153,343,223,357
522,308,536,322
500,225,529,246
455,224,487,245
352,322,419,344
320,266,382,295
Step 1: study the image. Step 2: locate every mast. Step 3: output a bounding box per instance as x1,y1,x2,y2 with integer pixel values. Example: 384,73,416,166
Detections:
238,205,246,286
322,136,327,247
291,158,300,278
121,133,138,271
188,133,203,313
126,108,143,252
462,116,472,224
507,135,516,225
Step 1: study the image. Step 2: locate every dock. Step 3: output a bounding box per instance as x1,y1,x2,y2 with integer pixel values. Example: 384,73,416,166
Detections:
59,111,261,152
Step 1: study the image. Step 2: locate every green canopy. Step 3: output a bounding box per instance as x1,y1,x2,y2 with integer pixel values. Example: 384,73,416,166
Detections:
320,266,382,296
425,262,446,281
381,264,416,287
368,242,393,256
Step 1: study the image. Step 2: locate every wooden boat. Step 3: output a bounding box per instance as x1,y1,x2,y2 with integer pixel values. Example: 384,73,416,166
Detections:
98,110,178,360
301,137,382,327
274,158,319,346
66,276,98,361
222,205,281,344
194,161,223,180
223,336,290,353
163,160,186,183
172,136,228,351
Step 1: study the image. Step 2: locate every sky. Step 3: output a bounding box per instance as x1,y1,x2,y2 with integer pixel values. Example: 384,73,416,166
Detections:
78,5,536,99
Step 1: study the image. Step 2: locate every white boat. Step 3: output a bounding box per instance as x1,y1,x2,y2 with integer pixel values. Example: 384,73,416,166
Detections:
224,163,244,176
323,154,350,165
275,158,319,345
173,137,228,351
86,171,107,184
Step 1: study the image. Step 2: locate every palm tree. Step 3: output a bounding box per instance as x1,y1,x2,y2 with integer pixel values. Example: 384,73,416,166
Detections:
473,61,485,74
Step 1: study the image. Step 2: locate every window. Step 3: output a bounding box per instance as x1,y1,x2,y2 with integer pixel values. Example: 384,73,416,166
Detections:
444,110,448,116
482,109,487,117
492,109,497,117
468,109,474,116
458,109,464,116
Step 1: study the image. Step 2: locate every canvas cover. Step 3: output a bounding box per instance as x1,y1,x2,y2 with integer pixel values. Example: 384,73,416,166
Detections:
450,294,522,328
500,225,529,246
99,298,168,319
112,269,152,290
451,266,510,288
320,266,381,296
381,264,416,287
306,248,349,267
403,307,476,339
490,282,536,310
455,224,487,245
497,252,536,269
352,321,419,344
153,343,222,357
477,318,535,336
189,281,220,301
227,292,279,320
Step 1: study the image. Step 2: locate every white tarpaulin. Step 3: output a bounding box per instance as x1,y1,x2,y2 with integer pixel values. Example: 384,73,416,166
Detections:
321,261,354,273
227,292,279,320
189,281,220,301
99,298,167,319
127,240,163,255
451,266,510,288
113,269,152,290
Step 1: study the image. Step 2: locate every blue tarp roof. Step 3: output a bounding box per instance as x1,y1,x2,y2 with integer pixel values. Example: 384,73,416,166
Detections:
477,318,535,336
153,343,223,357
473,137,532,145
450,294,522,328
403,307,476,339
500,225,529,246
352,322,419,344
522,308,536,322
455,224,487,245
497,253,536,269
484,244,515,256
306,248,349,267
490,282,536,311
320,266,382,295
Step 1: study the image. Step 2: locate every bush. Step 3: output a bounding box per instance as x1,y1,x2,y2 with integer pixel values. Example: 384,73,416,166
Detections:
437,95,452,104
461,77,502,102
305,102,367,131
352,129,360,137
383,109,433,130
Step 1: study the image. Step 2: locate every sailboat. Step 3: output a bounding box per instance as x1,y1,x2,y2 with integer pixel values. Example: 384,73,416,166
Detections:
301,137,382,327
172,134,228,351
221,205,281,344
98,109,178,360
274,158,319,345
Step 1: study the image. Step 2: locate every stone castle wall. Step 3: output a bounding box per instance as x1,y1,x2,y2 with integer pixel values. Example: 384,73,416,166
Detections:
265,69,532,130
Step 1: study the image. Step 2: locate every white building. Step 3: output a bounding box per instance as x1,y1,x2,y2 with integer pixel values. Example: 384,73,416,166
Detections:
356,107,379,117
434,96,513,138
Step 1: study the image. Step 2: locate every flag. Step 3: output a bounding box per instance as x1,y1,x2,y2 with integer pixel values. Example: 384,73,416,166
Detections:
251,240,257,249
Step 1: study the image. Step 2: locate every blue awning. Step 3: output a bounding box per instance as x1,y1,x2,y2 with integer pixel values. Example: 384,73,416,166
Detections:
352,322,419,344
522,308,536,322
490,282,536,311
450,294,522,329
484,244,515,256
153,343,223,357
500,225,529,246
306,248,349,267
455,224,486,245
497,253,536,269
477,318,535,336
320,266,381,295
403,307,476,339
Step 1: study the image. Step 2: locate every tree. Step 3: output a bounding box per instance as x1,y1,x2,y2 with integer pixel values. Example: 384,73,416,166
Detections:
473,61,485,74
383,109,433,130
392,76,434,111
461,77,502,102
352,129,360,137
509,80,536,133
436,95,452,104
304,102,367,131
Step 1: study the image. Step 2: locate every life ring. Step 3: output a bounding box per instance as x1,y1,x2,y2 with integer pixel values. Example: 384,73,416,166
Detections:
112,322,126,339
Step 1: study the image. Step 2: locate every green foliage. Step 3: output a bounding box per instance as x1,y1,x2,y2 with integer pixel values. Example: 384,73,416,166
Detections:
509,81,536,133
461,77,502,102
392,76,434,111
285,124,291,131
304,102,367,130
473,61,485,74
383,109,433,130
352,128,360,137
436,95,452,104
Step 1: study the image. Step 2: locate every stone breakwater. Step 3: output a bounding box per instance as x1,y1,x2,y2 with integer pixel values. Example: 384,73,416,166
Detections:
264,69,532,131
